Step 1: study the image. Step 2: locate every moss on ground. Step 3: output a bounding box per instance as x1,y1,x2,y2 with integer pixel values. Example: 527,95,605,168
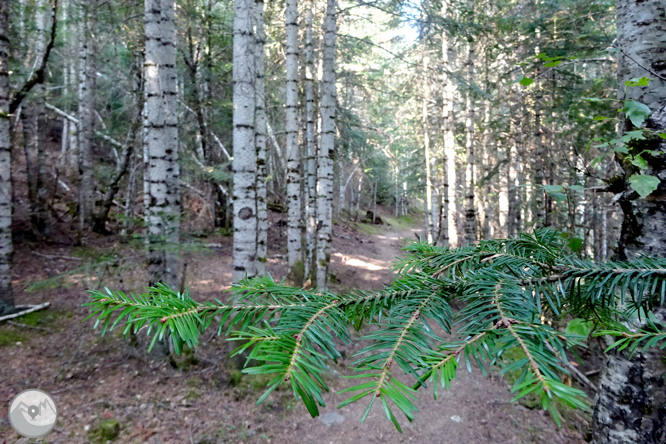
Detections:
87,419,120,443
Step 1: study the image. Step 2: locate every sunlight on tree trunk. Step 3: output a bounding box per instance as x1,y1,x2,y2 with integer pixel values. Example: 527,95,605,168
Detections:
316,0,336,289
144,0,180,289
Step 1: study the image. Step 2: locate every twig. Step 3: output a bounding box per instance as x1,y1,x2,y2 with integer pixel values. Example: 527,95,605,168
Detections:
7,320,50,331
9,0,59,114
0,303,51,323
544,342,598,392
32,251,82,261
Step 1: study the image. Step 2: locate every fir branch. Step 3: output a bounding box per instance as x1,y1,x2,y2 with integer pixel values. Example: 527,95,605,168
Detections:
284,300,339,382
373,293,434,398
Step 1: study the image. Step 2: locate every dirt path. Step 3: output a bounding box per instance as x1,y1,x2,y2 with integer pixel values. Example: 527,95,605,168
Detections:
0,219,586,443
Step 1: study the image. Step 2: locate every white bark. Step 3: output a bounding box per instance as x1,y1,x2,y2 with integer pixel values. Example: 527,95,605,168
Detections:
442,19,457,248
285,0,301,270
78,1,96,230
0,0,13,315
316,0,336,289
255,0,267,275
144,0,180,288
592,1,666,442
464,22,477,245
304,0,317,280
30,0,49,235
232,0,256,282
422,53,434,243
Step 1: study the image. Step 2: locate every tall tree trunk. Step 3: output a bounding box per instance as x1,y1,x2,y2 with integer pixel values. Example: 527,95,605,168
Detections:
232,0,256,283
532,69,546,227
591,1,666,442
0,0,13,316
77,0,96,233
443,37,457,247
144,0,180,288
304,0,317,280
29,0,50,236
463,25,477,245
422,52,434,243
255,0,267,275
316,0,336,289
285,0,301,273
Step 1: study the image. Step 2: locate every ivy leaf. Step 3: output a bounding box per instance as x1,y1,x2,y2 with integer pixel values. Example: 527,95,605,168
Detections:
543,185,564,194
568,185,585,193
566,237,584,252
614,144,629,154
544,60,561,68
629,174,660,197
623,100,651,128
658,133,666,139
620,130,646,143
519,76,534,86
550,193,567,202
630,155,648,170
625,77,651,87
565,319,592,337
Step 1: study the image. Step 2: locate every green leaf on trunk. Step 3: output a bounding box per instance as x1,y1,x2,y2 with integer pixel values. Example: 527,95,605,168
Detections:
630,155,648,170
623,100,651,128
565,319,592,337
629,174,660,197
543,185,564,194
519,76,534,86
625,77,651,87
566,237,584,253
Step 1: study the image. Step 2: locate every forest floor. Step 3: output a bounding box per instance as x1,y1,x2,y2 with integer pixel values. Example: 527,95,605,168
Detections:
0,210,588,444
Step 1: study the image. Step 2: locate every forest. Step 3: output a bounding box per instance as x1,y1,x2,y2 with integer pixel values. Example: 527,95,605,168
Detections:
1,0,666,442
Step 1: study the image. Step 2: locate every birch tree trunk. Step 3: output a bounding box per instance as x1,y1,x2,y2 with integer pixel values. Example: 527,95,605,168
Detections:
144,0,180,288
285,0,302,273
0,0,13,315
443,33,457,247
304,0,317,280
422,53,434,243
255,0,267,275
463,28,477,245
77,0,96,232
316,0,336,289
591,1,666,442
232,0,256,283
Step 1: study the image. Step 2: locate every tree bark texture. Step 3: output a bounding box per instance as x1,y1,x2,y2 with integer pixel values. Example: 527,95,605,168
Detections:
144,0,180,288
232,0,256,283
304,0,317,280
316,0,336,289
464,28,477,245
285,0,301,270
422,53,434,243
591,1,666,443
255,0,267,275
78,0,96,231
0,0,13,315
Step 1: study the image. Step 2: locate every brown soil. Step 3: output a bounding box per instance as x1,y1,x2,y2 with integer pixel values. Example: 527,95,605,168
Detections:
0,214,586,444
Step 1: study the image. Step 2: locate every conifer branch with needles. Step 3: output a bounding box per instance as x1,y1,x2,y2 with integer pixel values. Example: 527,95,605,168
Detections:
85,228,666,430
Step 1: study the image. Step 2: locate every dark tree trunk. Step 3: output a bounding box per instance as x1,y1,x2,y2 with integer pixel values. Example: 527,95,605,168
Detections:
591,1,666,443
0,0,14,316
